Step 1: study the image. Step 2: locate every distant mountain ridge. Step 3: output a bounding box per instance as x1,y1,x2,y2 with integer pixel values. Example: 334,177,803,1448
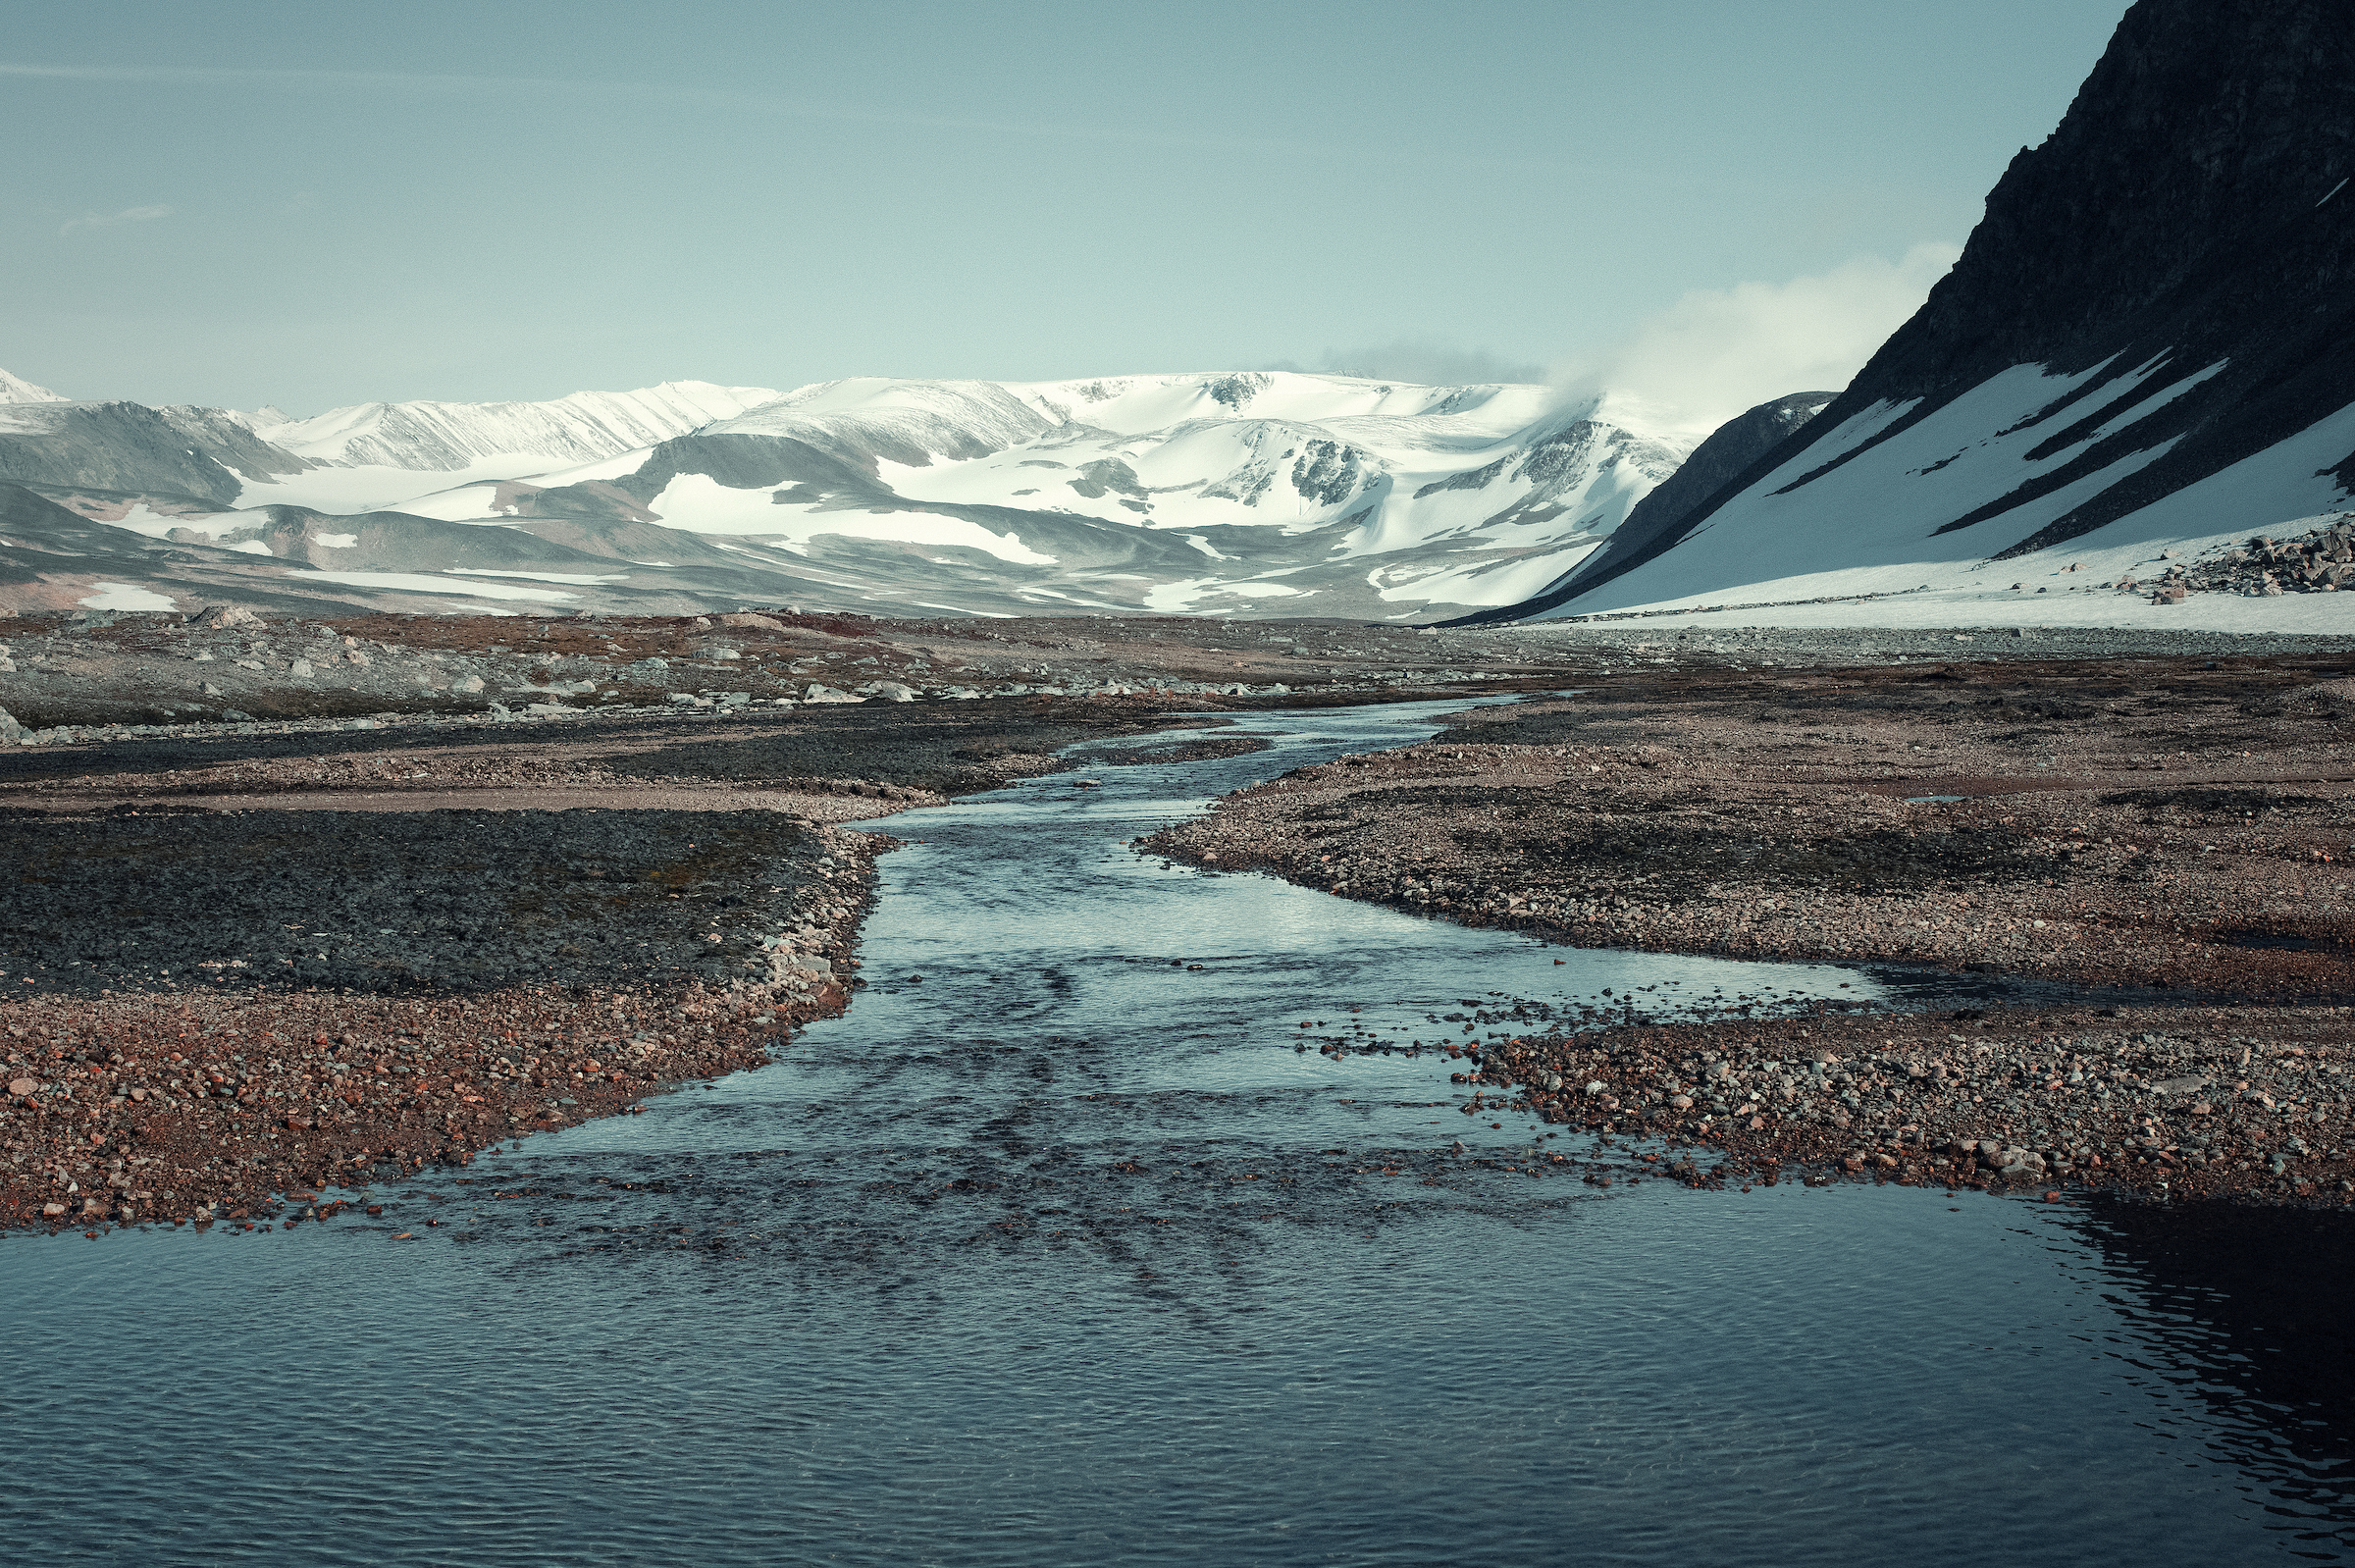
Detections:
0,368,1704,619
1490,0,2355,623
244,381,780,471
1448,391,1835,624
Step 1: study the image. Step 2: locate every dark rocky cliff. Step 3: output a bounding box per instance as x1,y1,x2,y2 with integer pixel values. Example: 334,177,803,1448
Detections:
1508,0,2355,612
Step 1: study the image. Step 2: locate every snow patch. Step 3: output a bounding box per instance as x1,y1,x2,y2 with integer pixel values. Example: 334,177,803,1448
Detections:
77,581,176,610
262,381,776,472
648,473,1057,563
0,366,67,405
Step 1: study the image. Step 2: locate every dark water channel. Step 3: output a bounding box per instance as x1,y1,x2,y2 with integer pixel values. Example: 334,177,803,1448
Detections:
7,698,2355,1566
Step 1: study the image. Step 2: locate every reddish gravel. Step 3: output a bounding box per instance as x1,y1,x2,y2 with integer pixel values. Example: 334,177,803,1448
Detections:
1453,1003,2355,1205
1148,656,2355,998
1149,654,2355,1203
0,839,884,1234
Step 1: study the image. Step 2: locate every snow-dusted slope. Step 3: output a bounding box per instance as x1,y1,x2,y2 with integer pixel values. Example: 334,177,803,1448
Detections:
222,381,777,514
1530,368,2355,628
250,380,778,469
0,368,65,405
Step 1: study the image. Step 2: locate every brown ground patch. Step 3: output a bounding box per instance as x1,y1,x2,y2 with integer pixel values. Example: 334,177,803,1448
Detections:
1447,1001,2355,1206
1147,653,2355,1001
1148,654,2355,1201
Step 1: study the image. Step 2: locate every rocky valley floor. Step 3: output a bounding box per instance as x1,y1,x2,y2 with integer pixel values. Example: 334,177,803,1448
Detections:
1145,645,2355,1203
0,692,1265,1231
5,609,2354,1228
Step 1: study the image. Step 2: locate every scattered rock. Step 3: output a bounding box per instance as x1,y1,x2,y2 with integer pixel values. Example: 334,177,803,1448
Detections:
188,605,262,630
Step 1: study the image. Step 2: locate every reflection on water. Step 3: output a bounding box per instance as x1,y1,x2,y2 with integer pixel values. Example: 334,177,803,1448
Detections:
5,697,2352,1567
2067,1198,2355,1558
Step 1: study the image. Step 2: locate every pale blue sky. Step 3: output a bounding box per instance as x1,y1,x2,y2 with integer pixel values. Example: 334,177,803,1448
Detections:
2,1,2131,414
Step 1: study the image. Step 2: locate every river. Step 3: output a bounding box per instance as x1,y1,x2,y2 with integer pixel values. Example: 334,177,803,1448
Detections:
7,697,2352,1565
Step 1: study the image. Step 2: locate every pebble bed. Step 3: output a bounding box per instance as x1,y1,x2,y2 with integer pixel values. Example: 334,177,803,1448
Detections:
0,828,887,1234
1149,653,2355,1201
1441,1003,2355,1204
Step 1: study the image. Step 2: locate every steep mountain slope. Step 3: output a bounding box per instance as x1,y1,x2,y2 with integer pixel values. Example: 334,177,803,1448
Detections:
0,400,318,508
227,381,781,516
1510,0,2355,623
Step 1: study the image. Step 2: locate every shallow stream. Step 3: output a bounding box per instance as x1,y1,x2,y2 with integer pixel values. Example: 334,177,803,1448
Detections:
7,698,2354,1565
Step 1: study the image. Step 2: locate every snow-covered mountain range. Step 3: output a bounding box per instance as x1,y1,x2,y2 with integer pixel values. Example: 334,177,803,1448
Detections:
1472,0,2355,631
0,369,1701,618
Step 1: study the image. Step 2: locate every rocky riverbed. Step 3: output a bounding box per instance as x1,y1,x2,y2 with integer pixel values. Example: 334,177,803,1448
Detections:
1145,651,2355,1202
13,603,2346,748
10,611,2355,1227
0,813,886,1233
0,604,1562,740
1422,1000,2355,1204
0,693,1264,1233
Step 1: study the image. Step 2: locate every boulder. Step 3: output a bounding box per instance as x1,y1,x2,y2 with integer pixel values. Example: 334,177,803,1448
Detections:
189,604,262,630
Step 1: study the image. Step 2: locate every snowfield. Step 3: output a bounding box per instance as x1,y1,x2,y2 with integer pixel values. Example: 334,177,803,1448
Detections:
1532,358,2355,635
241,381,779,473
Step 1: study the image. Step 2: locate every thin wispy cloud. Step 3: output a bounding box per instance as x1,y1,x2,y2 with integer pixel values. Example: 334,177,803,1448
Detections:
0,60,1591,174
60,203,172,236
0,60,1300,155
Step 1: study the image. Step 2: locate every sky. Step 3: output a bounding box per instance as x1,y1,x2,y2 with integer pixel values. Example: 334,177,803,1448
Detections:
1,0,2134,423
